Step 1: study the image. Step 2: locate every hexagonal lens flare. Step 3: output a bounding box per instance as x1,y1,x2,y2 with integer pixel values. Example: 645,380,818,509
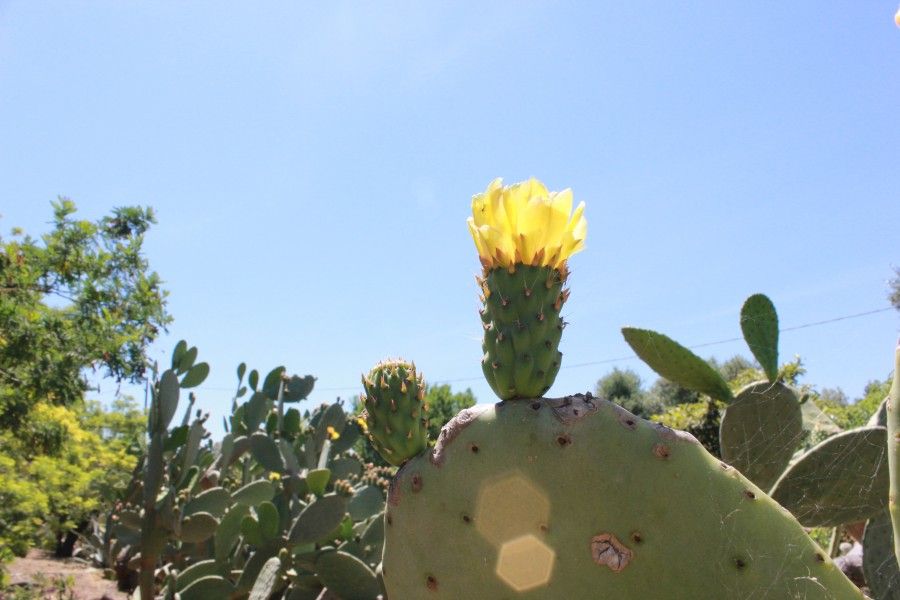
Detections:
496,534,556,592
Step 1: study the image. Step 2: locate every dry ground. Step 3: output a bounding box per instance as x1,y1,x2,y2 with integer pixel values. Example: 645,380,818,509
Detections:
3,550,126,600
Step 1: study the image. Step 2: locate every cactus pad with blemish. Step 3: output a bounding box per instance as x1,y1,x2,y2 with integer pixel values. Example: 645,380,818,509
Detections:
479,265,567,400
361,359,428,466
381,395,864,599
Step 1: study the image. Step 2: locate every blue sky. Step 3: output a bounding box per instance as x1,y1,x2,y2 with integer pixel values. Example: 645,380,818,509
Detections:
1,2,898,436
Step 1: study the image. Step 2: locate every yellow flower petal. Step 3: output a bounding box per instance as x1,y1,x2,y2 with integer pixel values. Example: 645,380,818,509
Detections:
468,178,586,270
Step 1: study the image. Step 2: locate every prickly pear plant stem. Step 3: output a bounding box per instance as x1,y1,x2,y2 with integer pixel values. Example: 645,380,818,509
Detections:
888,341,900,568
138,429,163,600
276,378,285,437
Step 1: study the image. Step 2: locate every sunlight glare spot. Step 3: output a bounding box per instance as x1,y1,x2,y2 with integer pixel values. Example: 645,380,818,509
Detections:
475,471,551,546
496,534,556,591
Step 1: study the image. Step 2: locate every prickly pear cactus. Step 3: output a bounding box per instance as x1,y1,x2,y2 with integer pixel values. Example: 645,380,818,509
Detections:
468,178,586,400
361,359,428,466
382,395,864,598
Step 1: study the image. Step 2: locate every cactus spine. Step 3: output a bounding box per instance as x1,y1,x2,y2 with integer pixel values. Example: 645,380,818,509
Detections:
361,359,428,466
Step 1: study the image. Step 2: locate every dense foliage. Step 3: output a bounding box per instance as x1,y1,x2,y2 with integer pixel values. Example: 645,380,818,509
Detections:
0,201,168,573
0,200,170,427
0,398,144,562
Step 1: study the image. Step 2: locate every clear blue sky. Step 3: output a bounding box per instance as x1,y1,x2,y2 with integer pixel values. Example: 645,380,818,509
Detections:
2,2,898,436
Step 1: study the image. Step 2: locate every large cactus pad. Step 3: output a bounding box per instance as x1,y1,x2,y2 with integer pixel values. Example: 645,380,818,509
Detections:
382,395,864,599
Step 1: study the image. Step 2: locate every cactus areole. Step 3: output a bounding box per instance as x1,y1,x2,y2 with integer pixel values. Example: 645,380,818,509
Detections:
468,178,586,400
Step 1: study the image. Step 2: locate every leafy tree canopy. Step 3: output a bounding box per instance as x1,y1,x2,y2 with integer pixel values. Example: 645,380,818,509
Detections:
0,200,171,427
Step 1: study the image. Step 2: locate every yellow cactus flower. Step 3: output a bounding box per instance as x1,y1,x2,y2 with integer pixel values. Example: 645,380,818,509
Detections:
268,472,281,481
467,177,587,271
356,416,369,433
326,425,341,440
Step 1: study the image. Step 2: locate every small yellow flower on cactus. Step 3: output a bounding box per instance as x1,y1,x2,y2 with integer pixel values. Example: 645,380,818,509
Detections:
326,425,341,441
468,178,587,400
268,472,281,482
356,416,368,434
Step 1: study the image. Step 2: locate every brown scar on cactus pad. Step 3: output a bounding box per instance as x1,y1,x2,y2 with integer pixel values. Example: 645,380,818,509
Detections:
591,533,632,572
382,395,866,598
429,405,490,467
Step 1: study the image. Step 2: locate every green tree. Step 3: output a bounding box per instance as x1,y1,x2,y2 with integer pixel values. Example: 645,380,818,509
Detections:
596,368,663,417
423,384,476,443
815,378,891,430
647,378,700,407
0,201,168,563
0,200,170,426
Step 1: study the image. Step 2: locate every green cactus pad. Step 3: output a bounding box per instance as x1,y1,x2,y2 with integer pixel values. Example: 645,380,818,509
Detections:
249,556,283,600
179,575,235,600
180,511,219,544
283,374,316,402
250,431,285,472
331,420,362,454
381,396,863,599
306,468,331,495
863,511,900,600
288,494,348,545
231,480,276,506
740,294,780,383
154,370,180,433
719,381,803,491
241,514,265,547
349,486,384,521
770,426,889,527
361,359,428,466
479,265,567,400
183,487,230,518
256,501,281,542
621,327,733,402
331,456,364,480
175,560,221,591
180,361,210,388
316,550,381,600
215,504,249,562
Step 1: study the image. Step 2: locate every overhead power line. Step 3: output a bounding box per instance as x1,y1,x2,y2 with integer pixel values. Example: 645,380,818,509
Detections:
198,305,895,394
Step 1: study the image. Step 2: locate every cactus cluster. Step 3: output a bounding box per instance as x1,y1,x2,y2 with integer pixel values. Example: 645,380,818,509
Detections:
121,342,391,600
373,181,875,599
118,178,896,599
624,293,898,597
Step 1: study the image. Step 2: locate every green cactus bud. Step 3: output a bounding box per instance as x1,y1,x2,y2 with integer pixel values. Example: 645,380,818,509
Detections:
479,265,568,400
361,359,428,466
